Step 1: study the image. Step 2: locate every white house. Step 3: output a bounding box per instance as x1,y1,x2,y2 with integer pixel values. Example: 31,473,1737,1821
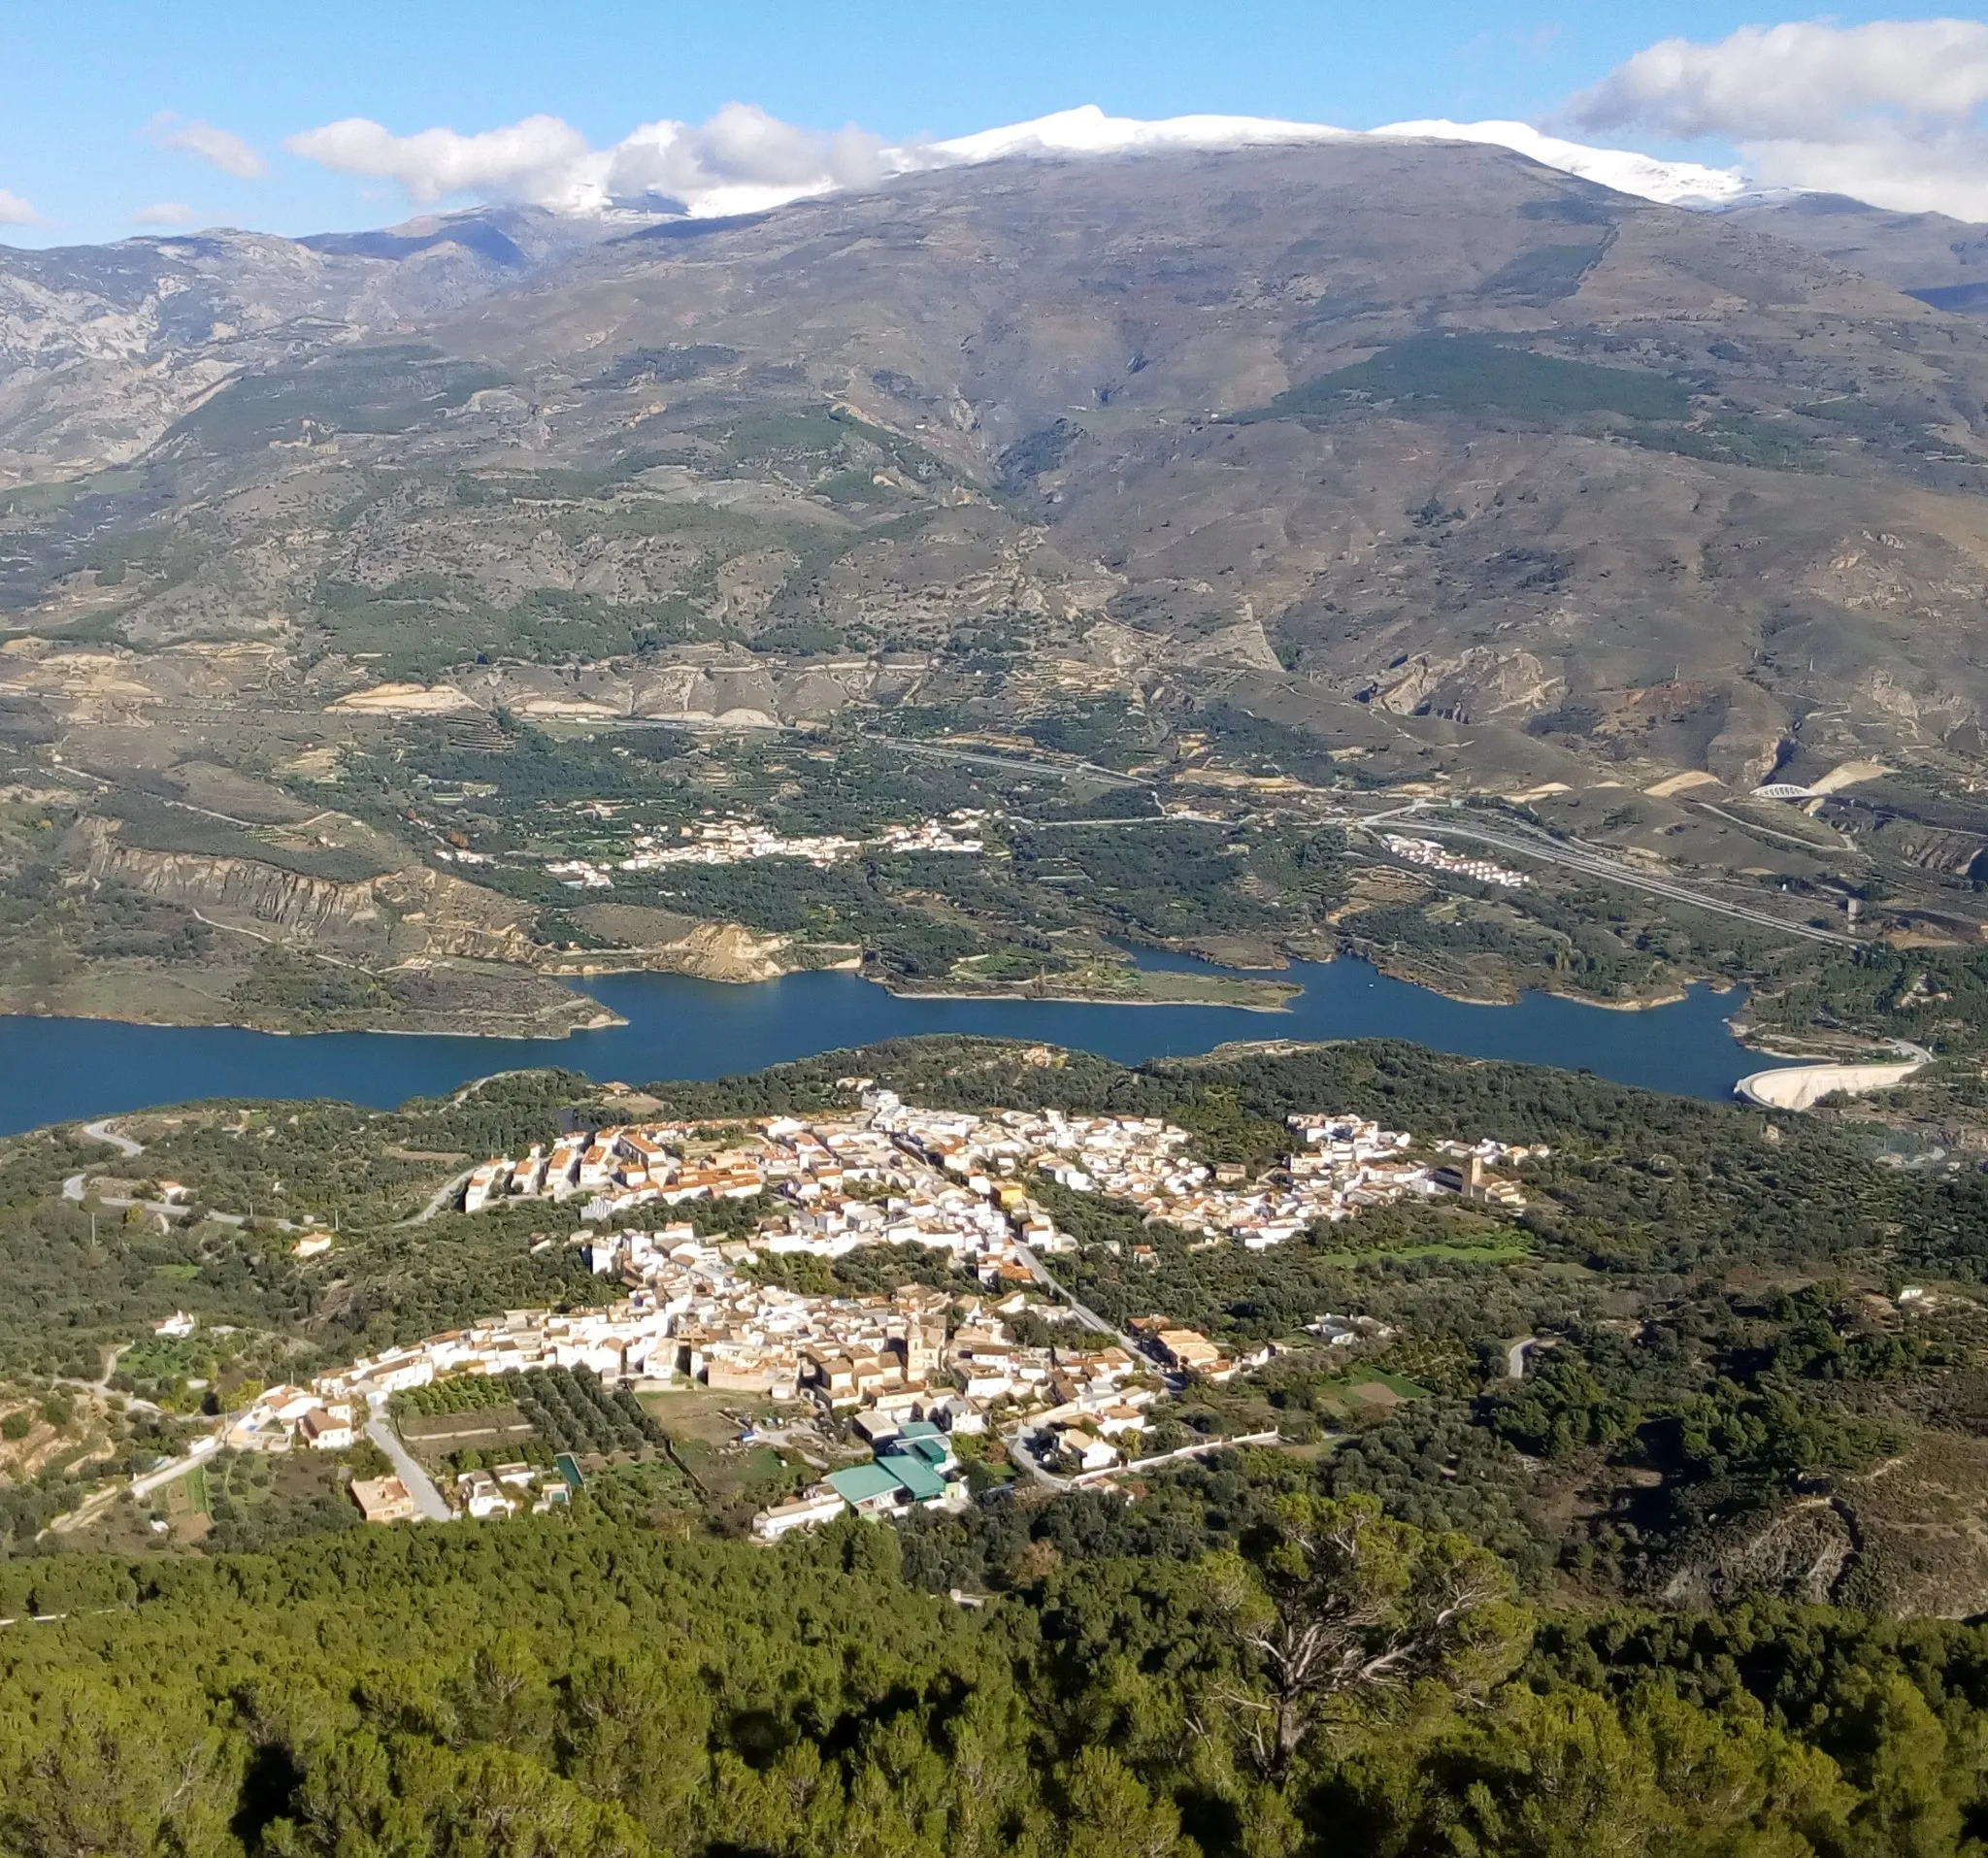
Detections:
751,1489,847,1541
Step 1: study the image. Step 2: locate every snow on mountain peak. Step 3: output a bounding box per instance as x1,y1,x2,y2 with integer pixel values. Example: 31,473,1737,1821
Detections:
919,105,1355,164
885,106,1749,212
1369,119,1747,208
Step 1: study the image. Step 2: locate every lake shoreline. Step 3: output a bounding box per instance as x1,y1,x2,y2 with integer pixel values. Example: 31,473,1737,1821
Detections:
880,986,1296,1014
0,955,1806,1136
0,940,1733,1041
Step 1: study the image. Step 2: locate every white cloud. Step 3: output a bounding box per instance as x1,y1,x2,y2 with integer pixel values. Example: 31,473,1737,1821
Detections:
286,104,888,217
287,98,1741,222
146,114,268,181
133,202,195,227
1573,19,1988,219
285,114,596,208
0,189,39,226
607,104,886,211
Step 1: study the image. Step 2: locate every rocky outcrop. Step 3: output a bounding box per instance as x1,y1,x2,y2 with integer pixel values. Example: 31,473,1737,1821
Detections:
0,208,662,485
371,867,540,964
1371,647,1564,721
83,825,383,939
1659,1498,1858,1608
551,907,797,983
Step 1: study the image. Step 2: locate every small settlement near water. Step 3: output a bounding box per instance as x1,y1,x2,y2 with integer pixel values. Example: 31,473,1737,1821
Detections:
219,1087,1540,1531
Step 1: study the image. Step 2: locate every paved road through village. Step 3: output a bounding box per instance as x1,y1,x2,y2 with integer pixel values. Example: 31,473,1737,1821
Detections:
365,1414,453,1522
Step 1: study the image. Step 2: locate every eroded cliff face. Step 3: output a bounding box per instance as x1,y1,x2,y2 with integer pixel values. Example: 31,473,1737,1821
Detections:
83,826,384,940
80,825,548,967
546,910,801,983
76,822,811,996
371,866,542,964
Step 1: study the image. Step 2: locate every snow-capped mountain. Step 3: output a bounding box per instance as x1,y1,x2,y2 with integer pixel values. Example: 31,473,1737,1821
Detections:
917,105,1354,166
1365,119,1747,209
890,104,1749,213
613,104,1756,221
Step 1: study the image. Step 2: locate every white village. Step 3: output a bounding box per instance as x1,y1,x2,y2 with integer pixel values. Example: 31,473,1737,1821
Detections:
541,810,989,889
212,1087,1541,1535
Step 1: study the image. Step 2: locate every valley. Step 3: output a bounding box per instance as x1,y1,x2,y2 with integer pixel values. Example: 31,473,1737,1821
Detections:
3,138,1988,1082
20,11,1988,1844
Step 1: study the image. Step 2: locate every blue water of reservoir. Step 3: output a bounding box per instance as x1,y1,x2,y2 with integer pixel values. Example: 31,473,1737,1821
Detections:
0,952,1788,1136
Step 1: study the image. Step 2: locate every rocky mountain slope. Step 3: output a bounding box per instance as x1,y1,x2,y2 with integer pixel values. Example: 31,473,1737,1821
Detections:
5,139,1988,1031
0,205,655,485
1729,193,1988,315
7,139,1988,787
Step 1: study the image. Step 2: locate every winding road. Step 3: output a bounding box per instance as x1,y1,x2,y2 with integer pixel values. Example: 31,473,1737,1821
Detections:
62,1117,296,1231
404,1167,479,1226
79,1118,144,1159
63,1118,147,1202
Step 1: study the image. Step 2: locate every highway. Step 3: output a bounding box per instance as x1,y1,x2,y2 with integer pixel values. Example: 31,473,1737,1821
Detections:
1360,807,1857,946
861,733,1150,791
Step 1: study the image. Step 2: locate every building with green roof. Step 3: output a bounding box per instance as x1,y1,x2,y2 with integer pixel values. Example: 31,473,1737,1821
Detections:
827,1461,908,1513
876,1450,948,1504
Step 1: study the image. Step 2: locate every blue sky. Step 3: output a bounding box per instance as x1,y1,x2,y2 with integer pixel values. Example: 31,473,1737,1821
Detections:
2,4,1977,244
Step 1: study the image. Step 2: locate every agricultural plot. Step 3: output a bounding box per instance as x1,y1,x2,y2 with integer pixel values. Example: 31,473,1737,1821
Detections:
1308,1369,1433,1420
510,1366,670,1461
394,1375,536,1458
397,1405,536,1457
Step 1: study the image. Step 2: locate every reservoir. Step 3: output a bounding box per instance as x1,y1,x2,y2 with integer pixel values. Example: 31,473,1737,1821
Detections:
0,953,1787,1136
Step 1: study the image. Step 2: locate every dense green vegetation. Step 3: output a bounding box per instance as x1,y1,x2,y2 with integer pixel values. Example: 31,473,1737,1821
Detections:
1258,334,1691,425
0,860,214,988
0,1074,606,1383
1,1040,1986,1642
7,1506,1988,1857
3,1034,1988,1845
509,1364,668,1459
395,1376,517,1420
2,1033,1971,1393
1749,943,1988,1058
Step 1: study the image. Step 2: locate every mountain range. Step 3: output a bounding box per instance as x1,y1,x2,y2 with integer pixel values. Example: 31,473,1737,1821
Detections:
5,125,1988,813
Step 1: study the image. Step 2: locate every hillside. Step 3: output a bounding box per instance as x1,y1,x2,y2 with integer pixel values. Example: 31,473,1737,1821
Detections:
9,142,1988,781
6,141,1988,1033
1730,192,1988,315
10,1040,1988,1853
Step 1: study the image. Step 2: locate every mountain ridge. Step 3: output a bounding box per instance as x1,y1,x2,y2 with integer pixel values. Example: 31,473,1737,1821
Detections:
4,138,1988,868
